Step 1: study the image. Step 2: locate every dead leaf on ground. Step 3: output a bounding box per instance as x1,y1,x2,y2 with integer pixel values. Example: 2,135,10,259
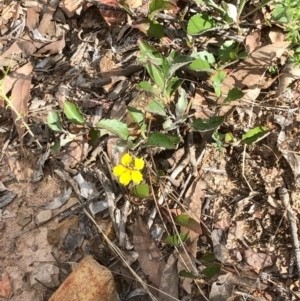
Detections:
133,216,165,289
125,0,142,8
35,35,66,56
245,29,261,53
221,41,290,99
209,273,234,301
38,1,60,35
26,7,40,29
269,26,285,44
9,61,34,143
0,273,12,299
59,0,85,18
275,63,300,97
94,0,126,26
244,249,274,271
159,252,178,301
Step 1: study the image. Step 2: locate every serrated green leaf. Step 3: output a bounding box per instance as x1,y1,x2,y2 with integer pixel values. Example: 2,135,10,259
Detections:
164,233,189,246
145,132,178,149
176,88,188,118
179,270,197,279
127,106,145,125
201,253,215,264
175,214,202,234
202,263,221,279
189,58,211,71
191,116,224,132
146,99,166,116
130,184,149,198
168,56,194,78
137,81,161,96
63,101,85,124
224,87,244,103
187,13,217,35
96,119,129,140
47,111,63,132
242,126,270,145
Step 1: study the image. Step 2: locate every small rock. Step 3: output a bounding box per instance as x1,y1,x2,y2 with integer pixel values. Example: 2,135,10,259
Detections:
49,255,120,301
35,210,52,225
30,263,60,291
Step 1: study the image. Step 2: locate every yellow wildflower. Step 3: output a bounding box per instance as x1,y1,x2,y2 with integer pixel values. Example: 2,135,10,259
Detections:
113,154,145,186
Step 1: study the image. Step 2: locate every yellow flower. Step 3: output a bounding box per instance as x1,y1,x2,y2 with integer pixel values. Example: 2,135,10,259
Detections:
113,154,145,186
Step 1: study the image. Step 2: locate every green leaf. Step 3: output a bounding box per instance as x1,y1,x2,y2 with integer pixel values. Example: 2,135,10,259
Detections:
225,132,235,143
145,132,179,149
138,40,163,60
200,253,215,264
149,0,174,19
241,126,270,145
165,77,183,99
47,111,63,131
202,263,221,279
191,51,215,65
191,116,224,132
187,13,217,35
89,129,100,146
189,58,211,71
163,118,174,130
96,119,129,140
224,87,244,103
51,140,61,152
176,88,188,118
179,270,197,279
146,99,166,116
175,214,202,234
63,101,85,124
168,56,194,78
137,81,161,96
210,70,227,97
168,135,181,144
127,106,145,125
147,21,164,39
164,233,189,246
130,184,150,198
146,65,165,91
219,40,239,63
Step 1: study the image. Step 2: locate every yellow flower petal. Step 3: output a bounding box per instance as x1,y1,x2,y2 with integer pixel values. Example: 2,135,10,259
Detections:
134,158,145,170
119,170,131,186
113,165,127,177
131,170,143,184
121,153,133,166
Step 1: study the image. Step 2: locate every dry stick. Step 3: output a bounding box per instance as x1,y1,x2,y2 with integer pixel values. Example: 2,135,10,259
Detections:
279,186,300,287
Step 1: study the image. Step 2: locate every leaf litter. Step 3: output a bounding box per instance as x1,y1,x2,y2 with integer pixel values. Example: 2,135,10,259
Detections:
1,0,300,300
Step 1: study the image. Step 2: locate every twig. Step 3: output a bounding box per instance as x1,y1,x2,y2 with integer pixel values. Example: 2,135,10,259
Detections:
233,291,267,301
279,186,300,287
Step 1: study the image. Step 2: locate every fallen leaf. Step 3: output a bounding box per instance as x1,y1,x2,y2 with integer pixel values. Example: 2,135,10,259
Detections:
245,29,261,53
244,249,274,271
26,7,39,29
60,0,85,18
269,26,285,44
221,41,290,99
94,0,126,26
35,35,66,56
10,61,34,143
0,273,12,299
38,1,60,35
133,216,165,288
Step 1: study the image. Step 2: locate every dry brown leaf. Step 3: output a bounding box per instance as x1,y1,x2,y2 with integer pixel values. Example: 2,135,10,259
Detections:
245,29,261,53
269,27,285,44
10,72,33,143
38,1,60,35
35,35,66,56
244,250,274,271
275,63,300,97
221,41,290,99
94,0,126,26
125,0,143,9
26,7,40,29
60,0,85,18
63,136,89,168
133,216,165,289
0,273,12,299
159,252,179,301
